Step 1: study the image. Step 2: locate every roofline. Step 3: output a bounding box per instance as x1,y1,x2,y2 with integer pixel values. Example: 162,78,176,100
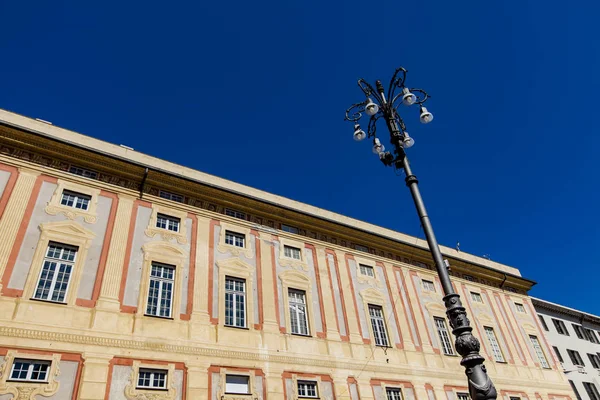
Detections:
0,108,529,280
531,297,600,323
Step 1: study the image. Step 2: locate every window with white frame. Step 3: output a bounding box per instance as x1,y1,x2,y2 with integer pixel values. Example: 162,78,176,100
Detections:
225,231,245,248
471,292,483,303
553,346,564,363
33,242,77,303
68,165,98,179
225,277,246,328
588,353,600,369
434,317,455,355
297,381,318,398
156,213,180,232
514,302,526,313
457,393,470,400
529,335,549,368
568,349,585,366
553,319,569,335
573,324,585,339
9,359,50,382
368,304,389,347
225,208,246,220
569,381,582,400
281,224,299,234
225,374,250,394
284,245,301,260
583,382,600,400
137,368,167,389
60,190,91,211
422,279,435,292
538,315,549,331
146,263,174,318
159,190,184,203
484,327,505,362
386,388,403,400
289,289,309,336
585,328,599,344
359,264,375,278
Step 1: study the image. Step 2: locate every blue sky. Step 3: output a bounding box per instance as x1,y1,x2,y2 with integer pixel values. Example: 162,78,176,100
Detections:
1,2,598,314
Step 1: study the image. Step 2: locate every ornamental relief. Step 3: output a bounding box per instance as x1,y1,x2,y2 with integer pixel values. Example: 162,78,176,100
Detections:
0,351,61,400
216,223,254,259
144,205,188,245
45,180,100,224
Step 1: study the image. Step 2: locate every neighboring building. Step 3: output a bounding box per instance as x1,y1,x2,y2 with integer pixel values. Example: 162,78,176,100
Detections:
0,107,573,400
533,298,600,400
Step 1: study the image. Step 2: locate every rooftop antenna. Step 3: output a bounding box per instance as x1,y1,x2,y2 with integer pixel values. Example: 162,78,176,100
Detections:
455,241,460,252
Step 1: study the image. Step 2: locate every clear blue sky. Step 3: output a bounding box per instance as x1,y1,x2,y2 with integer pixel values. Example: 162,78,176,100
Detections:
1,2,598,314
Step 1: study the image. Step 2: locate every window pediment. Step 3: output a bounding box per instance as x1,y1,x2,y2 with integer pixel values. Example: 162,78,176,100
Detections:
216,258,254,278
142,241,186,263
359,287,385,304
279,270,311,290
40,220,96,244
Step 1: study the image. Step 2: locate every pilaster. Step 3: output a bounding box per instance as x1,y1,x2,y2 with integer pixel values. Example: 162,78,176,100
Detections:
78,353,113,400
190,216,212,340
334,250,363,344
186,360,211,399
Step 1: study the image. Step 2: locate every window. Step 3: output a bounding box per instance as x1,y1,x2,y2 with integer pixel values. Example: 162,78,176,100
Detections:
386,388,403,400
225,231,245,248
583,382,600,400
567,349,585,366
354,244,369,253
422,280,435,292
569,381,582,400
553,346,563,363
484,327,505,362
463,274,475,282
538,315,549,331
585,328,599,344
506,286,517,293
68,165,97,179
471,292,483,303
9,359,50,382
225,208,246,220
284,245,301,260
297,381,318,398
573,324,585,339
588,353,600,369
514,303,526,313
509,397,521,400
33,243,77,303
225,277,246,328
281,224,299,234
530,335,549,368
159,190,183,203
289,289,309,336
146,263,174,318
368,305,389,347
225,375,250,394
156,214,180,232
456,394,470,400
137,368,167,389
60,190,91,211
552,319,569,335
434,317,454,355
359,264,375,278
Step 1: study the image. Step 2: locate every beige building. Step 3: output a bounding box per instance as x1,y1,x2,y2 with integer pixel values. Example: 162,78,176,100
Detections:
0,108,573,400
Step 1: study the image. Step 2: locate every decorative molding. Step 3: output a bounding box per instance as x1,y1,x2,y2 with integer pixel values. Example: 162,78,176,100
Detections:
0,350,61,400
217,222,253,259
278,237,308,271
144,204,188,244
125,361,177,400
45,179,100,224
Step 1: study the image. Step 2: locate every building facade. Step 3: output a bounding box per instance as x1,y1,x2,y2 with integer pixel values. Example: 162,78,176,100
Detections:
0,108,573,400
533,298,600,400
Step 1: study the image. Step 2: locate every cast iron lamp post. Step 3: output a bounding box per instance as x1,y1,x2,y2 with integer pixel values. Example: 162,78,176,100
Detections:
344,67,497,400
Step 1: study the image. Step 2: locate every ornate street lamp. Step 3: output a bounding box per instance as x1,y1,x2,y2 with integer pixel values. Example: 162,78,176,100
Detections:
345,67,497,400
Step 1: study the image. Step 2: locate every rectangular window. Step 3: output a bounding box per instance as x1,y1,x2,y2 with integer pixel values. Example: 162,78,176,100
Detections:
156,214,180,232
422,280,435,292
569,381,582,400
34,242,77,303
137,368,167,389
146,263,174,318
567,349,585,366
588,353,600,369
225,375,250,394
289,289,309,336
359,264,375,277
297,381,318,398
573,324,584,339
225,277,246,328
9,359,50,382
553,346,563,363
514,303,526,313
368,305,389,347
509,397,521,400
471,292,483,303
386,388,403,400
463,274,475,282
585,328,599,344
69,165,98,179
530,335,549,368
354,244,369,253
538,315,549,331
485,327,505,362
281,224,299,234
583,382,600,400
225,231,245,248
225,208,246,220
552,319,569,335
284,245,301,260
159,190,184,203
434,317,455,355
456,394,470,400
60,190,91,210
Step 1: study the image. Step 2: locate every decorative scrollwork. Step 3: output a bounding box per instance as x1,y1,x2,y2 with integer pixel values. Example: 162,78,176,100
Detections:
387,67,408,100
344,101,367,123
367,115,381,138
